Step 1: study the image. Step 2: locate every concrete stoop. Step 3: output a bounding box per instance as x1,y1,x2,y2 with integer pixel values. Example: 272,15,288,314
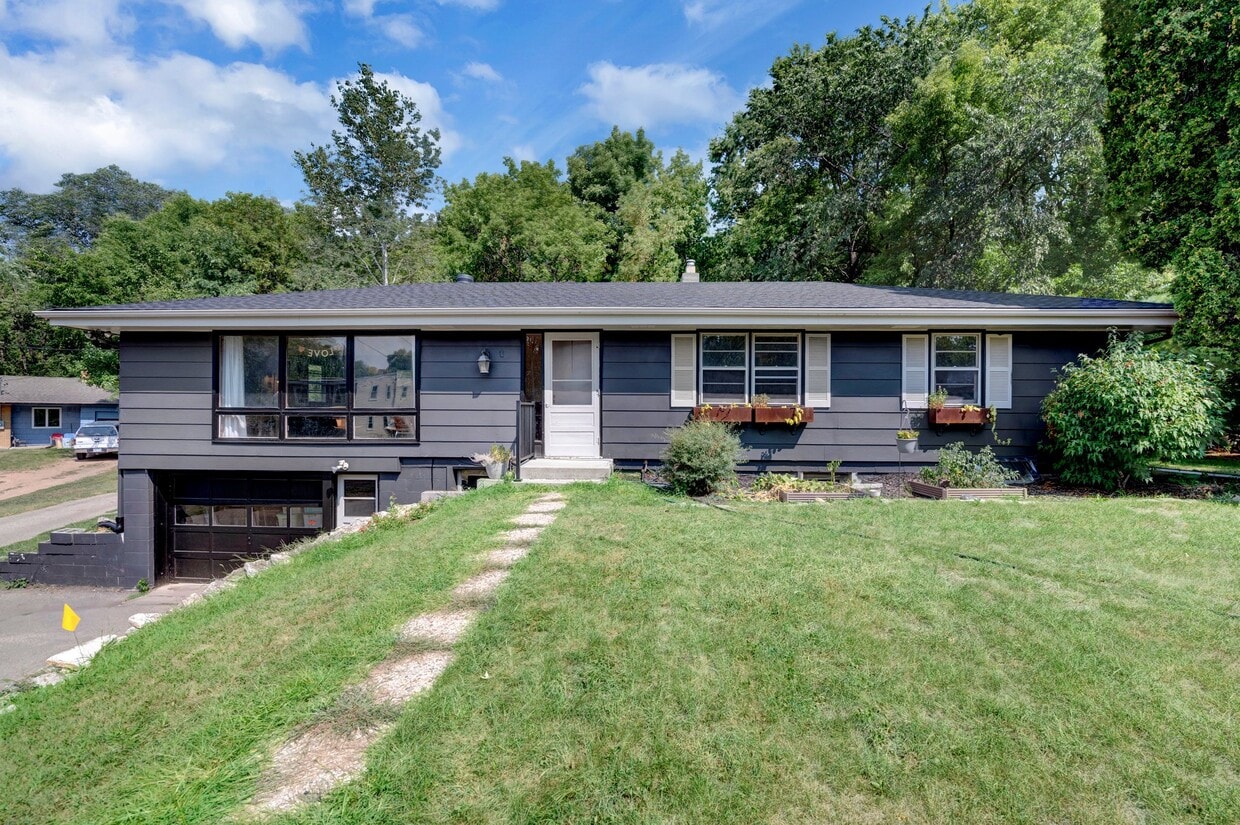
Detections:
517,458,613,484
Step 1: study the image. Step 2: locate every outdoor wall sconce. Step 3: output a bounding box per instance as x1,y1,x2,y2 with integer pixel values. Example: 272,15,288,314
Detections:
477,350,492,375
332,459,349,473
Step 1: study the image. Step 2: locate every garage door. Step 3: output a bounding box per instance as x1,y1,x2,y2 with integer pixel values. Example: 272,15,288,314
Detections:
160,473,333,580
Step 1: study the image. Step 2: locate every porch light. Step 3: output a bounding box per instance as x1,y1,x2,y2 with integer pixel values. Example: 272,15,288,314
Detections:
477,350,492,375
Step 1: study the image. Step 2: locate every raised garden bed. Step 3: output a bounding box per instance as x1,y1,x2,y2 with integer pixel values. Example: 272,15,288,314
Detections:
907,479,1026,499
777,489,852,502
753,406,814,425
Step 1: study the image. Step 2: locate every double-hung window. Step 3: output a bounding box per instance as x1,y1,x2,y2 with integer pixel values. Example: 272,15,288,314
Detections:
699,334,748,404
932,334,981,404
217,334,417,440
751,334,800,403
686,333,816,406
32,407,61,428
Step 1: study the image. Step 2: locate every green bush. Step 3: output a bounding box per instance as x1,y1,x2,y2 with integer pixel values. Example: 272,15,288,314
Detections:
919,442,1019,488
660,420,744,496
1041,335,1226,489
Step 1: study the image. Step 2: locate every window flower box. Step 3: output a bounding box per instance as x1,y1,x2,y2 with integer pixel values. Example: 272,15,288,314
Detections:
753,405,813,425
693,404,752,423
907,479,1026,499
928,405,990,433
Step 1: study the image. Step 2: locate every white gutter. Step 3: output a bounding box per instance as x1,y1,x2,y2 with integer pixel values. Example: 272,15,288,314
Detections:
38,305,1177,333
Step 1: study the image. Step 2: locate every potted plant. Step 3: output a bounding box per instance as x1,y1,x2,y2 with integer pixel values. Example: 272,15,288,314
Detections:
471,443,512,480
907,442,1025,499
896,429,920,453
692,402,752,423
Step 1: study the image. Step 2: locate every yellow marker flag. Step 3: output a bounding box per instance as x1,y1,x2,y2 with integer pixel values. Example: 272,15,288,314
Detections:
62,604,81,632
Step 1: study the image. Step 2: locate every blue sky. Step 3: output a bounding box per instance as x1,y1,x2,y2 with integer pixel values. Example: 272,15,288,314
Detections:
0,0,929,204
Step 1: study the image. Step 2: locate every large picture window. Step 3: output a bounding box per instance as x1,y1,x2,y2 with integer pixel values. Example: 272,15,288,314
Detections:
932,333,980,404
217,334,417,440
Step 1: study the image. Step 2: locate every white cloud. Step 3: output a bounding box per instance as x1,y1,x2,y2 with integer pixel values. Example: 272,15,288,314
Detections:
369,70,461,157
0,47,459,193
379,14,422,48
578,62,742,129
340,0,423,49
171,0,308,52
462,61,502,83
436,0,500,10
509,144,536,162
682,0,796,28
4,0,133,47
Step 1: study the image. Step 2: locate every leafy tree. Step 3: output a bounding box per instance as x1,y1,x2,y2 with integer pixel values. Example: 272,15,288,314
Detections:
709,11,962,282
1102,0,1238,430
568,127,658,215
0,165,177,252
1041,335,1226,489
614,150,708,281
295,63,441,285
438,159,612,281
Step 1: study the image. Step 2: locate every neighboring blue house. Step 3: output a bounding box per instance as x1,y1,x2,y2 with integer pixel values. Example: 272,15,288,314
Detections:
1,375,118,448
1,272,1176,586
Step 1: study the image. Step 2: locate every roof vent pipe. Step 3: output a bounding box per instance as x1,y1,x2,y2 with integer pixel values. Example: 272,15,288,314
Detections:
681,259,699,283
454,273,474,283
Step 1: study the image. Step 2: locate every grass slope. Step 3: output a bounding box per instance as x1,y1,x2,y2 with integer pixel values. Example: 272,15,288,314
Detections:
0,487,539,825
291,483,1237,824
2,482,1236,824
0,448,76,473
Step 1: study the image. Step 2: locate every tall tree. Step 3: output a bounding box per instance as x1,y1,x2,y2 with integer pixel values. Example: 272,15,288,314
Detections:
614,150,708,281
567,127,658,215
295,63,441,285
0,165,177,252
1102,0,1239,429
438,159,612,281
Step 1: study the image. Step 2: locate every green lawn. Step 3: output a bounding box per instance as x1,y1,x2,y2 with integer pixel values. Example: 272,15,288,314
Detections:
0,447,76,473
1152,455,1240,476
0,469,117,519
1,482,1236,824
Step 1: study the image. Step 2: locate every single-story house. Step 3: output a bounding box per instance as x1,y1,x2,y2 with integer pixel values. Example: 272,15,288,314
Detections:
0,375,119,448
9,271,1174,585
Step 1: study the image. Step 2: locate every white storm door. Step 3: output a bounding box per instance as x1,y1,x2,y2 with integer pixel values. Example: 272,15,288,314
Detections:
544,333,600,458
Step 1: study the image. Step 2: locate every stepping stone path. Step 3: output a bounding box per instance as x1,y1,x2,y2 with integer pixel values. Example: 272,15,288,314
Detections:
248,491,565,815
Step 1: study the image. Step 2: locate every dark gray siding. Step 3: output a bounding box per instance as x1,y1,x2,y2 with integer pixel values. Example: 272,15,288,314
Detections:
601,330,1106,471
119,332,521,481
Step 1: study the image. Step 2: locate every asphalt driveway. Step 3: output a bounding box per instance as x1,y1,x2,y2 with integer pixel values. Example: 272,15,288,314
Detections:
0,493,118,545
0,582,207,690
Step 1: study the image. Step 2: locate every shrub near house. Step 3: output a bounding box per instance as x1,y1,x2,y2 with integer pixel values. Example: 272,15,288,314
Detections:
1041,336,1226,489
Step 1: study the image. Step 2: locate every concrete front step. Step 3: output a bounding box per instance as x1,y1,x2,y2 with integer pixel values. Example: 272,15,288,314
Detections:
518,458,613,484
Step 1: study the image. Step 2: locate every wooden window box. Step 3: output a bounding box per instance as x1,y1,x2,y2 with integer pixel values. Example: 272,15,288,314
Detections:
753,405,814,425
693,405,752,423
907,479,1027,499
928,406,989,433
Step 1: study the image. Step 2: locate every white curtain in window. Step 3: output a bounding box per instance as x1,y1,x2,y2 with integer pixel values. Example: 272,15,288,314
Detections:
220,336,247,437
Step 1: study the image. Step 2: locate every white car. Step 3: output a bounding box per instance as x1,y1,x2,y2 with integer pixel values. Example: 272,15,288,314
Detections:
74,423,119,460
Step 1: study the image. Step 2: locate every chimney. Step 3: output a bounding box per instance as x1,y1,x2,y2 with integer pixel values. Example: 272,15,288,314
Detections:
681,259,699,283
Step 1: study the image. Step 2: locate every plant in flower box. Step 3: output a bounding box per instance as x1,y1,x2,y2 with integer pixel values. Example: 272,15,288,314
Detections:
751,394,813,425
751,462,853,502
692,402,752,423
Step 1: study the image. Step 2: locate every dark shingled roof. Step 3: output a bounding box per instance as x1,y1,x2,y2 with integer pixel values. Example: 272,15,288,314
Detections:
0,375,117,405
61,282,1171,313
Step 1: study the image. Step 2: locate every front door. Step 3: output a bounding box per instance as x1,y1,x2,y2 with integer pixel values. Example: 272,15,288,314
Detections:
544,333,600,458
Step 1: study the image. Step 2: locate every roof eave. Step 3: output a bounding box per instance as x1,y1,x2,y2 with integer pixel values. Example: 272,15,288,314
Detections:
37,305,1179,333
